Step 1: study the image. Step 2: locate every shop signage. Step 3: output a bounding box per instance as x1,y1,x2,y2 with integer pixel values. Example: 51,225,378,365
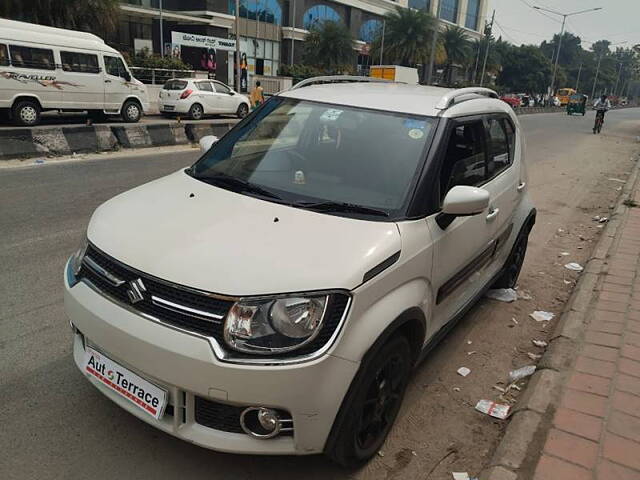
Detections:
171,32,236,51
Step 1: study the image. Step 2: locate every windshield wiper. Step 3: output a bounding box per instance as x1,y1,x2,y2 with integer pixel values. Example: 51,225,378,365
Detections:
293,201,389,218
196,174,282,200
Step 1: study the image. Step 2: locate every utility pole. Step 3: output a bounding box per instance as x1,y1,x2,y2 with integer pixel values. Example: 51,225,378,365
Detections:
480,10,495,87
290,0,296,65
235,0,241,91
379,20,386,66
159,0,164,57
614,61,623,96
591,54,602,99
533,6,602,96
473,38,481,84
426,0,442,85
575,62,582,91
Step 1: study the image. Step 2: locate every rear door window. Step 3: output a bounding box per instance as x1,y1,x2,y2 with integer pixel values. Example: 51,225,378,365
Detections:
9,45,55,70
61,51,100,73
0,44,8,66
163,80,188,90
196,81,213,92
439,121,487,200
485,117,511,178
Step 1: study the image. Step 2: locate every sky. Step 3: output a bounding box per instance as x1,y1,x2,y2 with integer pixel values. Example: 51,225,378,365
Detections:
488,0,640,51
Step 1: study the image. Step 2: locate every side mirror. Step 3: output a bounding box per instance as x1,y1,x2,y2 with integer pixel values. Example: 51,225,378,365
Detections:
442,185,490,216
228,91,235,96
123,71,132,82
199,135,219,152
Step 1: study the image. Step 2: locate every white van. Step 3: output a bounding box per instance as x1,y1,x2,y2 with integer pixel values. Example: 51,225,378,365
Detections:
0,19,150,126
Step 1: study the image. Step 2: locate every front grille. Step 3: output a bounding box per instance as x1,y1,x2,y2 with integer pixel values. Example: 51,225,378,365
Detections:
79,244,233,338
194,396,293,436
79,244,350,359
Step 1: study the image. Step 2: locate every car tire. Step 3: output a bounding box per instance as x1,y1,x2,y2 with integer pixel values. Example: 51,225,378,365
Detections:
13,100,41,126
493,226,530,289
236,103,249,119
325,335,412,468
121,100,142,123
189,103,204,120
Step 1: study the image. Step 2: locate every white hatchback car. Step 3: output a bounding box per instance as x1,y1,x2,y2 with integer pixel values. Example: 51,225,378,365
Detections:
65,77,535,467
159,78,250,119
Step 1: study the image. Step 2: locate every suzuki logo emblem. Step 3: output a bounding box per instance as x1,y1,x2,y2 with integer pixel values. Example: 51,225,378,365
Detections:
126,278,146,304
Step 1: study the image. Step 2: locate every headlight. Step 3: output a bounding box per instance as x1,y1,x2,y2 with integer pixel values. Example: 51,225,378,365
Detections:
224,295,329,354
70,236,89,277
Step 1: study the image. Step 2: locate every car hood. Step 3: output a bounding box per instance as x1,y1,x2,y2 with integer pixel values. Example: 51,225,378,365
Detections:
87,170,401,296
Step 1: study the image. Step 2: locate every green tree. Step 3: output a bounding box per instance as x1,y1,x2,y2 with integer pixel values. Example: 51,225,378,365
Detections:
370,7,435,69
497,45,553,93
440,25,471,85
302,20,355,73
541,32,582,68
0,0,120,37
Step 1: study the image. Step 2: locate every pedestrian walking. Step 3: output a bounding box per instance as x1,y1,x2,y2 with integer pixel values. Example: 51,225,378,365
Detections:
249,81,265,110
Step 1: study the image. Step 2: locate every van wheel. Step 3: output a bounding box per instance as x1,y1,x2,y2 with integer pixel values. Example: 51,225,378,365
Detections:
325,335,412,468
189,103,204,120
493,227,530,289
13,100,41,126
121,100,142,123
236,103,249,119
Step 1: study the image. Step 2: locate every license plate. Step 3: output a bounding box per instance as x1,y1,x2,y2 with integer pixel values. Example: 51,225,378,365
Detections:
163,105,175,111
83,347,168,420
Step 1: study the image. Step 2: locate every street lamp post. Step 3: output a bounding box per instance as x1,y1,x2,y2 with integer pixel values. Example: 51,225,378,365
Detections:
159,0,164,57
533,6,602,97
235,0,241,91
426,0,443,85
575,63,582,91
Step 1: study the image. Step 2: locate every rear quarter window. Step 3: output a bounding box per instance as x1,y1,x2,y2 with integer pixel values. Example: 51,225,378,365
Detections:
163,80,188,90
0,44,8,66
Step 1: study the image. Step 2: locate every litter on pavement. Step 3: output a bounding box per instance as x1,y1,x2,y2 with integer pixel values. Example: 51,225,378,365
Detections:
517,290,532,300
527,352,542,361
608,178,626,183
530,311,555,322
452,473,476,480
532,340,548,348
509,365,536,382
559,251,570,256
565,262,584,272
485,288,518,302
475,399,511,419
457,367,471,377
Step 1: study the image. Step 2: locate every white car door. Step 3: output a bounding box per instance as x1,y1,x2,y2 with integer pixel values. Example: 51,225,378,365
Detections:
193,81,217,113
427,118,500,332
59,50,103,110
212,81,238,113
103,55,130,111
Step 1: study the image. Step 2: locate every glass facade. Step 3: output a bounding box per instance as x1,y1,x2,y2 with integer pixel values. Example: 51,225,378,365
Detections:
408,0,431,11
240,37,280,76
465,0,480,30
359,19,382,43
440,0,459,23
303,5,342,29
229,0,283,25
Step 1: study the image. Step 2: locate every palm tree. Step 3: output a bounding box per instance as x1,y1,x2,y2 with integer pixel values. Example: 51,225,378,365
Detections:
441,25,471,85
0,0,120,37
370,7,435,69
303,20,355,73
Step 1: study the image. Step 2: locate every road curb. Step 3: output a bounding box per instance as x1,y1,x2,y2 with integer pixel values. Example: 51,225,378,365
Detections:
0,120,238,161
480,152,640,479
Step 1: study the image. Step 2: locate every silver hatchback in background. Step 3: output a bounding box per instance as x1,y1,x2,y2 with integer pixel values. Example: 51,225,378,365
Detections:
159,78,250,120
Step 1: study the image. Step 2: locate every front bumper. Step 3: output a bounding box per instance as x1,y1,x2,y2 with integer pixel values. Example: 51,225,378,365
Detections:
64,263,359,455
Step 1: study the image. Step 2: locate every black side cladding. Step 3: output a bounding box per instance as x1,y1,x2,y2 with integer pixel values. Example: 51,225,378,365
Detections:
362,251,401,283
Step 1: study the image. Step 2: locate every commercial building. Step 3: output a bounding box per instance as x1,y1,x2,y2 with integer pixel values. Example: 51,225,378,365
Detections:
113,0,487,86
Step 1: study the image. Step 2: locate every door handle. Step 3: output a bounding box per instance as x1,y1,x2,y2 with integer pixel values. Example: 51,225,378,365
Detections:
517,182,526,192
486,208,500,222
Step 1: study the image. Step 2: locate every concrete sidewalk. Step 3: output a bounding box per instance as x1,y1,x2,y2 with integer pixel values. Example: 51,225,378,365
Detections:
532,189,640,479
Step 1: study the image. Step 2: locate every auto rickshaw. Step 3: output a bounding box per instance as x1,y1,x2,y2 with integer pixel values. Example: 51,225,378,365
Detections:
567,94,588,115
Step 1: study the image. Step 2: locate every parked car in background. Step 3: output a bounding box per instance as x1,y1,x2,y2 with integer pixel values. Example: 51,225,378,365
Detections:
500,94,520,109
0,18,149,126
65,79,535,468
159,78,250,119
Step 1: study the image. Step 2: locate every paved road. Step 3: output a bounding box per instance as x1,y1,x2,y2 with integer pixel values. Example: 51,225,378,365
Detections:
1,109,639,479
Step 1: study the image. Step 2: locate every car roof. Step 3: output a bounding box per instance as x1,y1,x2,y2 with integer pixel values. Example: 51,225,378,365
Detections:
278,81,510,118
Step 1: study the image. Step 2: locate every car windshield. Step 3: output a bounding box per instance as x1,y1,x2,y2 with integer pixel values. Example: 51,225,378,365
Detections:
189,97,436,218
